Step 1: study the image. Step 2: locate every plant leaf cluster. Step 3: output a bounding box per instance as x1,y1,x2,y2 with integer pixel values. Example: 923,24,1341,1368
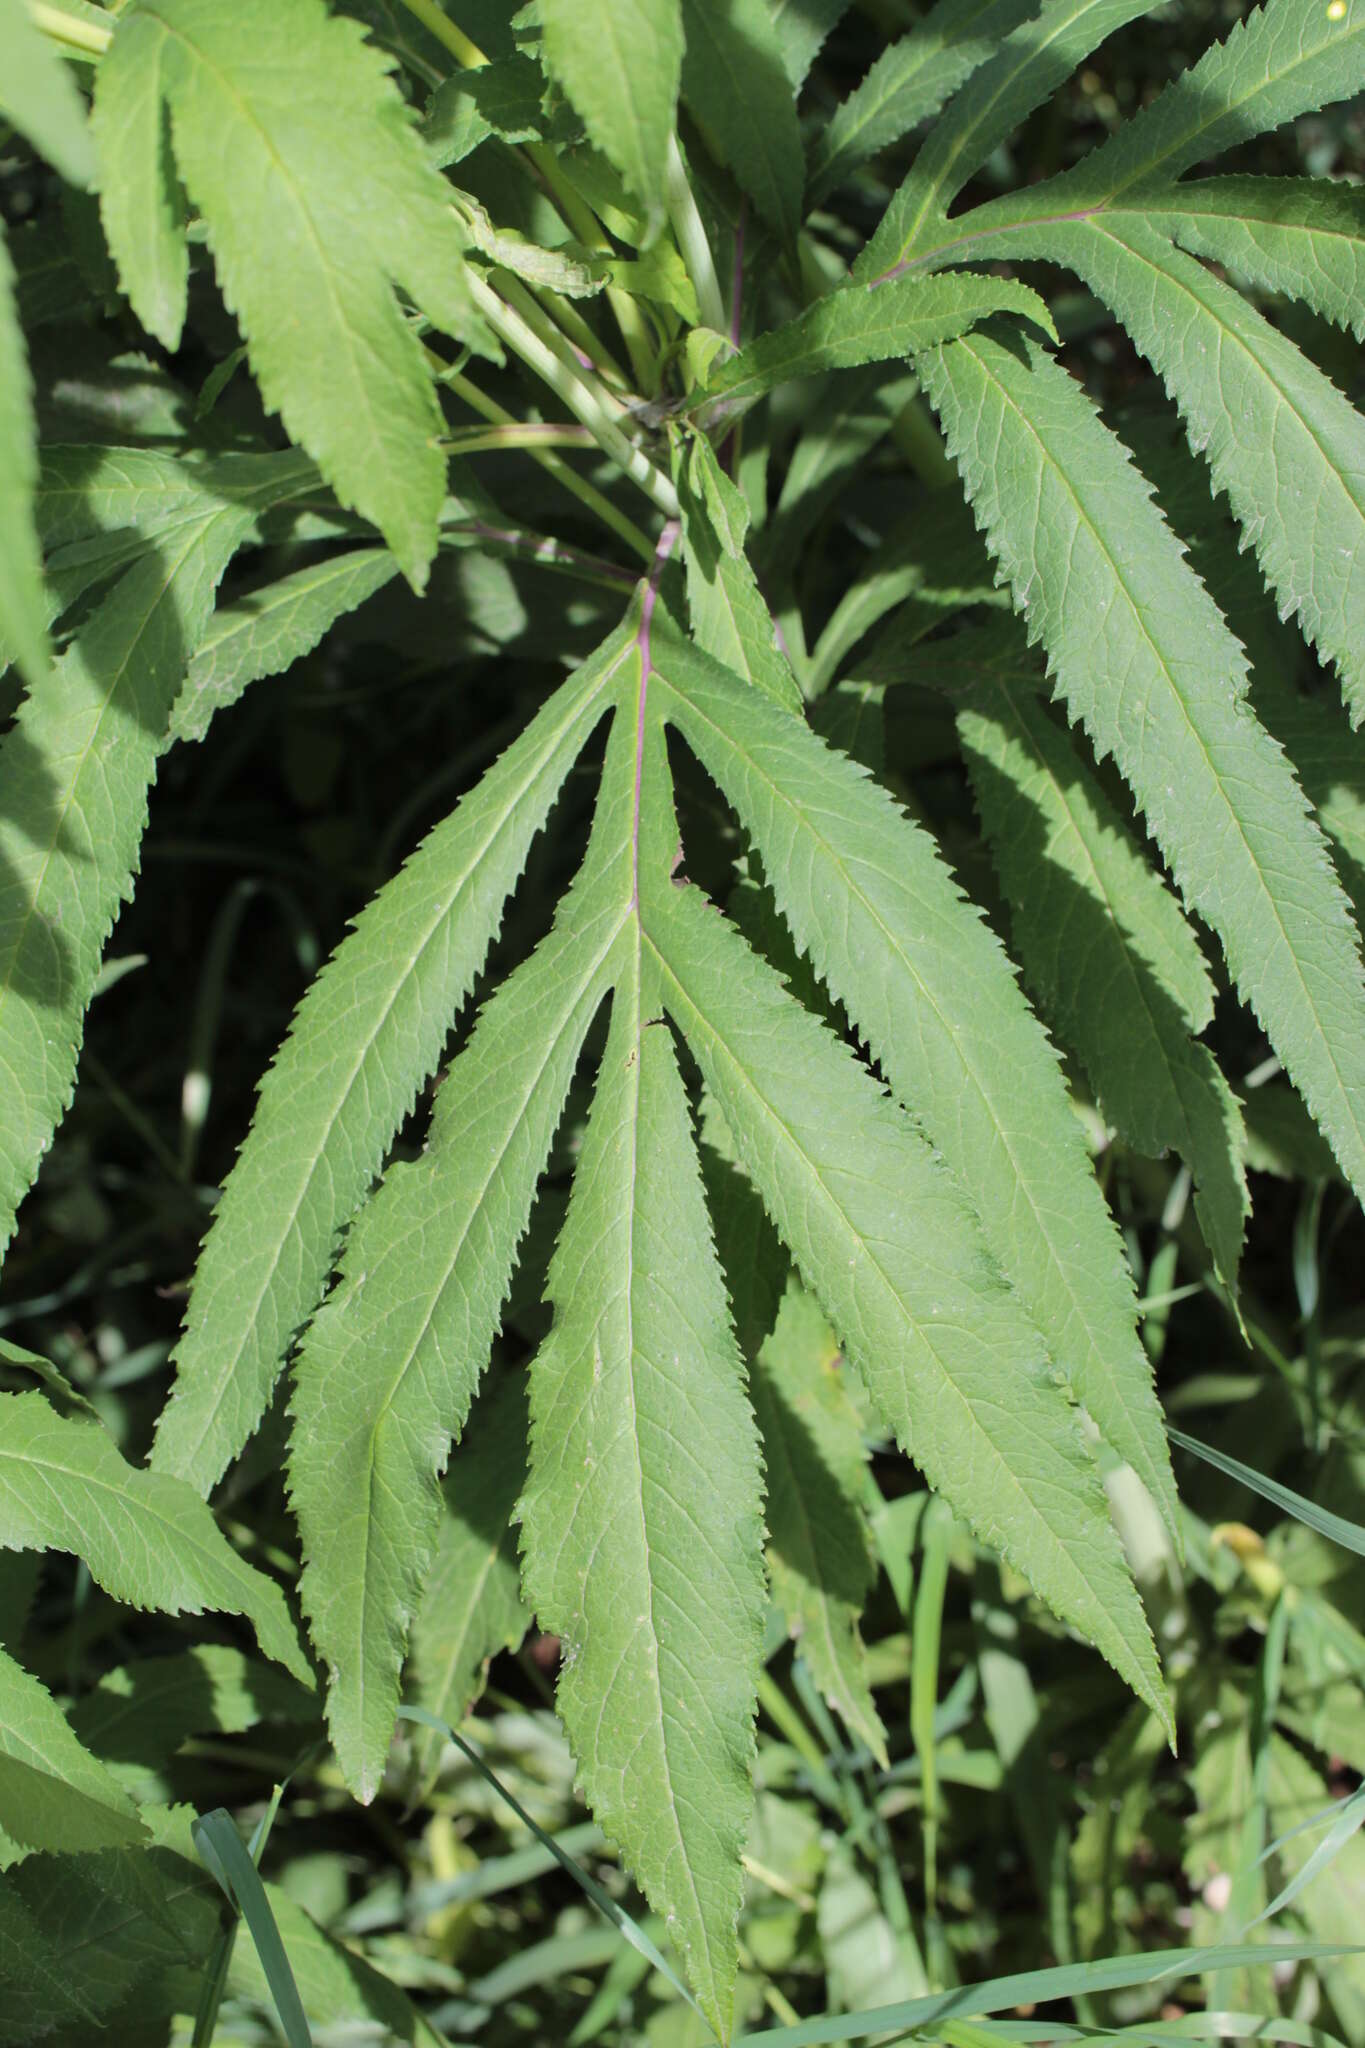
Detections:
1,0,1363,2039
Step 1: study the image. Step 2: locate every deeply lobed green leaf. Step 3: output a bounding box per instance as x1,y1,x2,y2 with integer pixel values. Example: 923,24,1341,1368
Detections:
954,648,1249,1293
154,630,628,1495
95,0,489,587
0,1393,309,1682
652,621,1177,1537
643,822,1169,1737
918,323,1365,1204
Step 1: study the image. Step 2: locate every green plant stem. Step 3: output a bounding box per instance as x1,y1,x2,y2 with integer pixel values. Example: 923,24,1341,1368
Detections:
440,422,597,454
665,134,727,334
494,274,633,409
31,1,110,55
439,362,656,564
529,282,631,390
468,274,680,516
391,0,483,66
394,0,657,390
756,1673,844,1813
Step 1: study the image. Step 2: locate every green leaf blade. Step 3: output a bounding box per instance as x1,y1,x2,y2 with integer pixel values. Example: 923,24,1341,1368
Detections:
857,0,1161,277
1068,0,1365,201
169,548,400,745
1050,216,1365,725
955,659,1249,1292
153,635,626,1496
0,227,50,693
1142,177,1365,342
918,322,1365,1205
290,727,633,1798
91,8,188,350
645,873,1168,1738
0,1647,146,1859
540,0,682,232
114,0,487,587
521,953,766,2046
409,1372,529,1759
653,627,1177,1540
807,0,1039,206
0,0,96,187
0,499,259,1263
754,1284,887,1765
681,0,804,240
700,271,1055,423
0,1393,309,1683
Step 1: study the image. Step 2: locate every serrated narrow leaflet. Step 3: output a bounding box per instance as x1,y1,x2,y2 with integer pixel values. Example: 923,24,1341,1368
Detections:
956,664,1248,1293
652,625,1177,1541
857,0,1163,278
698,271,1055,426
1023,216,1365,726
521,949,766,2048
0,467,307,1263
408,1370,529,1778
1142,179,1365,341
1062,0,1365,202
90,10,188,350
0,1648,146,1859
539,0,682,233
681,0,804,241
643,867,1169,1738
290,696,640,1799
154,629,629,1496
919,324,1365,1205
0,1394,310,1683
807,0,1039,205
96,0,489,587
170,547,400,745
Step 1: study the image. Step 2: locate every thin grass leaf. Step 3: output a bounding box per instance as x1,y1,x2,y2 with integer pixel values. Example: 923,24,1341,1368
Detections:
398,1705,704,2020
1169,1430,1365,1560
736,1942,1364,2047
193,1809,312,2048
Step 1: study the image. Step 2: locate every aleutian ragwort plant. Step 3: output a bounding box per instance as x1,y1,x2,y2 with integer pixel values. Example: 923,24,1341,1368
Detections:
1,0,1364,2034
